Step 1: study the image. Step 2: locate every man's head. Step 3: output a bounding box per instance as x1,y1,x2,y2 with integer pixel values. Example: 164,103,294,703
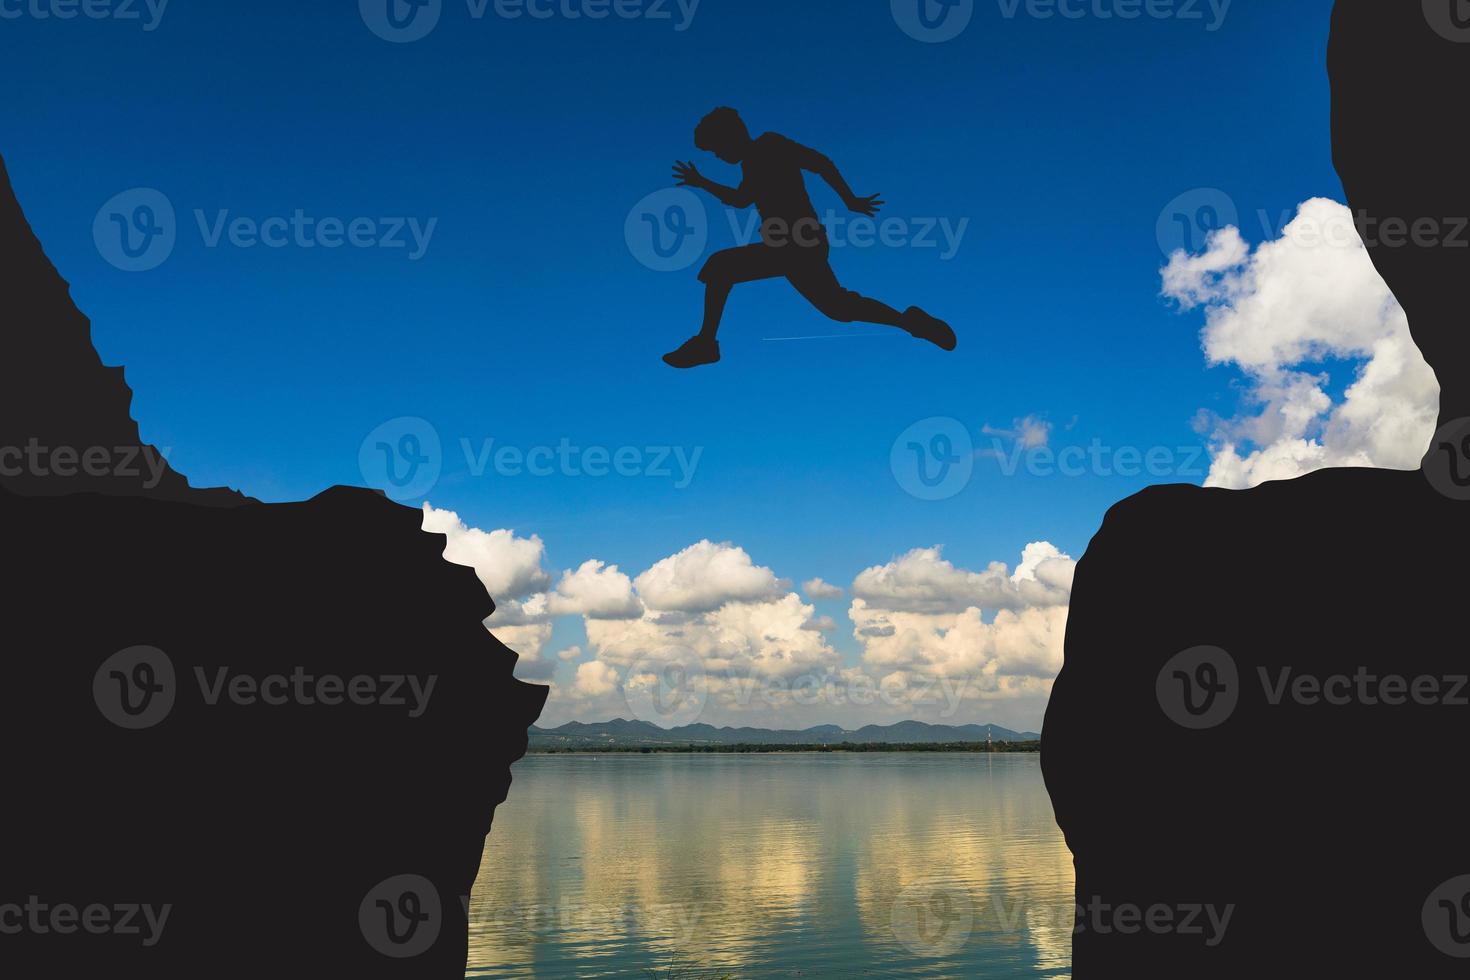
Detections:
694,107,751,164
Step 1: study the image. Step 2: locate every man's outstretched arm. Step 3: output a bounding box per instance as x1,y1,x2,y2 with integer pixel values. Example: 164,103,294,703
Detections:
793,143,884,217
673,161,753,208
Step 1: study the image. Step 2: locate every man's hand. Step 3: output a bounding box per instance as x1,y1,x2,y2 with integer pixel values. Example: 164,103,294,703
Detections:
674,162,753,209
673,160,706,190
846,193,884,217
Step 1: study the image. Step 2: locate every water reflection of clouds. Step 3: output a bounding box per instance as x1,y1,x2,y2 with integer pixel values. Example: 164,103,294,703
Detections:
467,755,1074,977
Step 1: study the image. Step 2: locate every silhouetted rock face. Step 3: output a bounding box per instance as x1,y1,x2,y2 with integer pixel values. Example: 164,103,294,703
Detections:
0,156,244,504
1042,6,1470,974
1045,469,1470,975
0,155,547,975
1330,0,1470,426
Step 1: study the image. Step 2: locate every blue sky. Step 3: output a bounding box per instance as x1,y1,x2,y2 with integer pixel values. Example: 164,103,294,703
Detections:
0,0,1350,728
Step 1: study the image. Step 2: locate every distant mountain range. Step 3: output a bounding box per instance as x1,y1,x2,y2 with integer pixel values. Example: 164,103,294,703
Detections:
528,719,1041,748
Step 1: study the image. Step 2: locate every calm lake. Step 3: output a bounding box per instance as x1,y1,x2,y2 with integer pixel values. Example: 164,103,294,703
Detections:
466,753,1074,978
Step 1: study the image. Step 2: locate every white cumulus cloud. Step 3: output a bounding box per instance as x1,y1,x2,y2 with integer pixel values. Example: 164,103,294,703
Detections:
803,577,845,600
1162,197,1438,488
422,504,552,598
573,660,620,698
852,544,1073,615
585,592,839,682
634,540,786,613
846,543,1076,710
546,559,644,619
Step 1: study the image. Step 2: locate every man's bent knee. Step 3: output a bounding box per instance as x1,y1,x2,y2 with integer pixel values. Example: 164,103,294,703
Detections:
699,249,741,285
814,289,862,323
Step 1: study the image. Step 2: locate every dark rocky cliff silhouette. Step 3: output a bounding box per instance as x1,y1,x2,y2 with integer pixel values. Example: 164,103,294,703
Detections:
0,156,242,505
0,153,546,975
1044,2,1470,975
1331,0,1470,430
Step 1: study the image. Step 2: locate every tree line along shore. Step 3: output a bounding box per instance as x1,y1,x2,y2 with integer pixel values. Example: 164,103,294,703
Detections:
529,740,1042,754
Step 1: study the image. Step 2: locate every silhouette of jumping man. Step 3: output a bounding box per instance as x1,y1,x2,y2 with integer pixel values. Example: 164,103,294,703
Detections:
662,108,957,368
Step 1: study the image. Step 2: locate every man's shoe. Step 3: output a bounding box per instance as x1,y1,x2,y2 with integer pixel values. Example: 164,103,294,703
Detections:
662,335,721,369
902,307,957,351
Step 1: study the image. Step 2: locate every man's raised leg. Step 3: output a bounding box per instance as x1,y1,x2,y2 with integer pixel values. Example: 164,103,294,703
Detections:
790,263,957,351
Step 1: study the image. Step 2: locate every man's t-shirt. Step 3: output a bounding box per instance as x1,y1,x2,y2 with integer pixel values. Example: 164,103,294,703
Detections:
738,132,825,247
